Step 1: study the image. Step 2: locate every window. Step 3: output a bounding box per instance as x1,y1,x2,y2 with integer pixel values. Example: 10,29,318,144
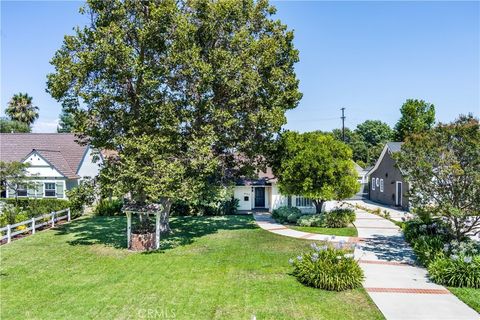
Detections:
380,179,384,192
44,183,56,197
295,196,312,207
17,184,27,197
372,178,375,190
376,178,379,187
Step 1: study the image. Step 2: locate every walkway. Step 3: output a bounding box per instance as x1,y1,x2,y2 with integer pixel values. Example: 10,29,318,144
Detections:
252,202,479,320
253,212,358,243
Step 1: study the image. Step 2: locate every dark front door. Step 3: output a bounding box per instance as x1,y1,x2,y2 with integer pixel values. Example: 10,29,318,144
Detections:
254,187,265,208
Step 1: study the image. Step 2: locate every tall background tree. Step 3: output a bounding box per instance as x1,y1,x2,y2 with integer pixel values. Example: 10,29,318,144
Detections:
396,114,480,240
394,99,435,141
47,0,302,230
271,131,359,213
332,120,393,167
5,93,39,128
57,105,76,133
0,117,31,133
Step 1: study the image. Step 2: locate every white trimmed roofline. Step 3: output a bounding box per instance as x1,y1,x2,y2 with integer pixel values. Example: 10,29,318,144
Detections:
21,149,67,178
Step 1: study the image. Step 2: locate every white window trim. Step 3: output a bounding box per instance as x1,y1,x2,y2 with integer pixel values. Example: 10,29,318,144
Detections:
372,177,375,190
376,178,379,187
44,182,57,198
380,179,384,192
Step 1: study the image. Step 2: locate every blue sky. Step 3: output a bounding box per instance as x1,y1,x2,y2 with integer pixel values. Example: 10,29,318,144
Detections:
1,1,479,133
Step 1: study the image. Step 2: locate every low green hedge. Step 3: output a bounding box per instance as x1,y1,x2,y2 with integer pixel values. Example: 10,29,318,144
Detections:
323,208,355,228
272,206,303,224
0,198,71,227
0,198,70,215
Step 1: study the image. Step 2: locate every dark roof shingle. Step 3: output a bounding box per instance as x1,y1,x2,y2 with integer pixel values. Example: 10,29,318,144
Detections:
0,133,88,179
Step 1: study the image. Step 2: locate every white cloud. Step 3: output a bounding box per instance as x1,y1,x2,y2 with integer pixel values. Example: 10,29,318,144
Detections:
32,118,59,133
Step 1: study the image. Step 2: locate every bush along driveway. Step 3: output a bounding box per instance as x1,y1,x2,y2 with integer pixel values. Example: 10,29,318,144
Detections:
351,202,479,320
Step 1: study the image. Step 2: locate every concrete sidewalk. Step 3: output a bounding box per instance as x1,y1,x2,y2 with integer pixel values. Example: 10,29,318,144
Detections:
252,204,479,320
352,205,479,320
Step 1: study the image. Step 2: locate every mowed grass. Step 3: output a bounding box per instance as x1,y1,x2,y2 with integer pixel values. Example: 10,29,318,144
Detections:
0,215,383,320
290,225,358,237
449,287,480,312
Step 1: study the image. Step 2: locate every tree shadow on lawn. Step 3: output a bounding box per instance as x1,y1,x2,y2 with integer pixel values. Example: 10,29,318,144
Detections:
54,215,256,252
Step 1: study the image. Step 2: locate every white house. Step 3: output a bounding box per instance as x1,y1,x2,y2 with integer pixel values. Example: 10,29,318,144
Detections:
0,133,102,199
233,167,315,213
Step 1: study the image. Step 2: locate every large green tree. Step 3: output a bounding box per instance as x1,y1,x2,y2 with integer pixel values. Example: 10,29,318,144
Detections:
57,104,76,133
396,114,480,240
0,117,31,133
47,0,301,231
394,99,435,141
355,120,393,147
5,93,39,127
271,131,359,213
332,128,368,165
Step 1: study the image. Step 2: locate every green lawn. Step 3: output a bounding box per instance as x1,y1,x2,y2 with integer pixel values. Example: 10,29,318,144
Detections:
290,225,358,237
449,287,480,313
0,215,383,320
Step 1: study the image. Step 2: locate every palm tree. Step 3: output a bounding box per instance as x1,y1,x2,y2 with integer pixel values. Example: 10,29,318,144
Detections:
5,93,39,127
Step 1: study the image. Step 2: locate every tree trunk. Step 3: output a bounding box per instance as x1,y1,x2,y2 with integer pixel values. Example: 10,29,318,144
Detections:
160,198,172,234
312,199,325,214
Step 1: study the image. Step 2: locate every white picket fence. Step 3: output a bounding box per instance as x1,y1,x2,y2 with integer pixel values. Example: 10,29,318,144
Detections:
0,208,71,244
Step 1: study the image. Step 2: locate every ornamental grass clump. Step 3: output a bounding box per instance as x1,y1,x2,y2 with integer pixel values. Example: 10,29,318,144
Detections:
289,242,363,291
428,254,480,288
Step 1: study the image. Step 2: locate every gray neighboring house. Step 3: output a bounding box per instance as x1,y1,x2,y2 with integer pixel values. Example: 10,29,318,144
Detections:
368,142,409,210
0,133,102,199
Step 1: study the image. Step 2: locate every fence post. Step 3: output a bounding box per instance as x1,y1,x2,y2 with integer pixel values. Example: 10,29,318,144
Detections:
67,208,71,222
31,218,36,234
6,224,11,243
51,211,55,227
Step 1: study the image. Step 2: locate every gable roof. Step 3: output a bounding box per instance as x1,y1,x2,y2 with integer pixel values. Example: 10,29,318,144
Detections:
368,141,404,176
0,133,89,179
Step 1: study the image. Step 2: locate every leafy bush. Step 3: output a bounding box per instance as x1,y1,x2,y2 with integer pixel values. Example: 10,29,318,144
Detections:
404,218,480,288
0,199,71,227
290,242,363,291
171,197,238,216
403,218,453,244
66,179,95,216
428,255,480,288
411,235,445,266
94,199,123,216
272,206,302,224
323,208,355,228
297,214,323,227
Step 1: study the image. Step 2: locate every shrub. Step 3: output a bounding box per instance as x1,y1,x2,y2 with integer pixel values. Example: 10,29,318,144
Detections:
171,197,239,216
403,218,453,244
272,206,302,224
0,199,71,226
94,199,123,216
323,208,355,228
428,255,480,288
290,242,363,291
412,235,445,266
66,179,95,216
297,214,323,227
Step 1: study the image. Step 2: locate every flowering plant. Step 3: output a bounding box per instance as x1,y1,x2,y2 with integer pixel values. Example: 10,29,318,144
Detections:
289,242,363,291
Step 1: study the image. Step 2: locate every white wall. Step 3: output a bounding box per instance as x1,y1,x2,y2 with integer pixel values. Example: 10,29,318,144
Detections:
23,153,64,178
271,185,286,210
77,147,102,179
234,186,252,211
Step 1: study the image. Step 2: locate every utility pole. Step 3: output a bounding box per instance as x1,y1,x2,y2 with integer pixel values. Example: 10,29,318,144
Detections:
341,107,346,142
